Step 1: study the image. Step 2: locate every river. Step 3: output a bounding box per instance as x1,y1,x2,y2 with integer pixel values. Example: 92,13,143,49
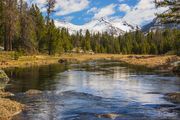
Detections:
5,60,180,120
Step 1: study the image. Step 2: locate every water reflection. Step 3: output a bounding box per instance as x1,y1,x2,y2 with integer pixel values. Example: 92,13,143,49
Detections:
5,61,180,120
5,64,69,92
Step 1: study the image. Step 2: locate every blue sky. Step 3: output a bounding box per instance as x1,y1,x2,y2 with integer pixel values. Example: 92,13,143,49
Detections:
29,0,167,26
59,0,138,25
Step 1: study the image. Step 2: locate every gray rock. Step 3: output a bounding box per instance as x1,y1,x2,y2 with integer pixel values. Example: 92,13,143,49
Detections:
58,58,78,64
25,89,42,95
172,63,180,75
0,46,4,51
0,69,10,84
170,61,180,67
165,92,180,104
96,113,120,119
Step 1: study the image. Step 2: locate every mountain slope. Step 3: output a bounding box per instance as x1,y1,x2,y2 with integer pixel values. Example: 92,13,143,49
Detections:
55,18,138,36
142,18,180,32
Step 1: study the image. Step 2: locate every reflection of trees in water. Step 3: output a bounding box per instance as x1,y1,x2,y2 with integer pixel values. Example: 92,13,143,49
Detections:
75,60,152,76
5,61,180,119
5,64,68,92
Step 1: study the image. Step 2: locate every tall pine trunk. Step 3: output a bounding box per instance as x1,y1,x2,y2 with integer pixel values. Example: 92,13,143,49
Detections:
3,0,17,51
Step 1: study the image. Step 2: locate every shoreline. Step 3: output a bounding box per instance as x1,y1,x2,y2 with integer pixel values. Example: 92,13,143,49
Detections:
0,52,179,73
59,54,180,74
0,90,24,120
0,52,60,69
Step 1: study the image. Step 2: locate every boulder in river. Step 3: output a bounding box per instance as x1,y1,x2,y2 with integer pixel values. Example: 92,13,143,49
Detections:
25,89,42,96
165,92,180,104
96,113,120,119
58,58,78,64
0,90,14,98
172,62,180,75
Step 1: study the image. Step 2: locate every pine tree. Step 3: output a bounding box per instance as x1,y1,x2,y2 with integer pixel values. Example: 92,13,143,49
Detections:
46,0,56,55
18,0,36,53
150,43,158,54
114,38,121,54
85,30,91,51
0,0,4,45
48,21,64,54
124,33,133,54
30,4,46,52
61,28,72,52
3,0,18,51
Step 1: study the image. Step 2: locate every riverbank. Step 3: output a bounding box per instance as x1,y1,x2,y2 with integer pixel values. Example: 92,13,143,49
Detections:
60,54,180,73
0,90,24,120
0,52,179,73
0,52,60,69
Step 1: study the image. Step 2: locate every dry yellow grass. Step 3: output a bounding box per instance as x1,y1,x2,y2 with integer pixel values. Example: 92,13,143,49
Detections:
0,52,179,69
60,54,180,69
0,90,23,120
0,90,13,98
0,52,60,68
0,98,23,120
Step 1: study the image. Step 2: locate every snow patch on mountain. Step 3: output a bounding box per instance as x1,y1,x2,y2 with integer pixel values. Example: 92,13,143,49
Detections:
55,18,139,36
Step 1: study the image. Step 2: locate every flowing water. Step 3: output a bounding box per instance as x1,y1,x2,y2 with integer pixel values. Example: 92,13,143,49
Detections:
5,60,180,120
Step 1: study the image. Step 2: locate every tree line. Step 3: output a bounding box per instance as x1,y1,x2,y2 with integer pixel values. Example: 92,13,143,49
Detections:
0,0,59,54
72,29,180,55
0,0,179,55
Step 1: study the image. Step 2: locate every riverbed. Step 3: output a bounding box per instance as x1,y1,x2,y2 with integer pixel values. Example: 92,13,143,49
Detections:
5,60,180,120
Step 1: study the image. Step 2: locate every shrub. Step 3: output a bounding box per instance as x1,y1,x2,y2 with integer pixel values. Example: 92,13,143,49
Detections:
13,51,23,60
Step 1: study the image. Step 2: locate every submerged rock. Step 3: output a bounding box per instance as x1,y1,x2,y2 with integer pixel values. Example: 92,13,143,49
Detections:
165,92,180,103
0,90,14,98
25,89,42,95
172,62,180,75
96,113,120,119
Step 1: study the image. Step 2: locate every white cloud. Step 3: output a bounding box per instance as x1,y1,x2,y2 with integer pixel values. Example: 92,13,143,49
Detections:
119,4,131,12
26,0,168,26
63,16,74,22
26,0,90,16
93,4,116,19
122,0,168,25
55,0,90,16
24,0,45,7
87,7,98,14
90,0,167,26
28,0,46,5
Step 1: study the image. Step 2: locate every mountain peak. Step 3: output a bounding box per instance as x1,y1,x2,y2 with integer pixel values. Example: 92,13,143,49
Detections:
55,18,138,36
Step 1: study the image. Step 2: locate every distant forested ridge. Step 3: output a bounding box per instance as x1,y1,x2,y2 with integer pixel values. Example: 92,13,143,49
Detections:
0,0,179,55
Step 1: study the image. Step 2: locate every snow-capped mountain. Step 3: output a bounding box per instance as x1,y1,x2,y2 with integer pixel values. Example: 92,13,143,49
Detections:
55,18,139,36
142,18,180,32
